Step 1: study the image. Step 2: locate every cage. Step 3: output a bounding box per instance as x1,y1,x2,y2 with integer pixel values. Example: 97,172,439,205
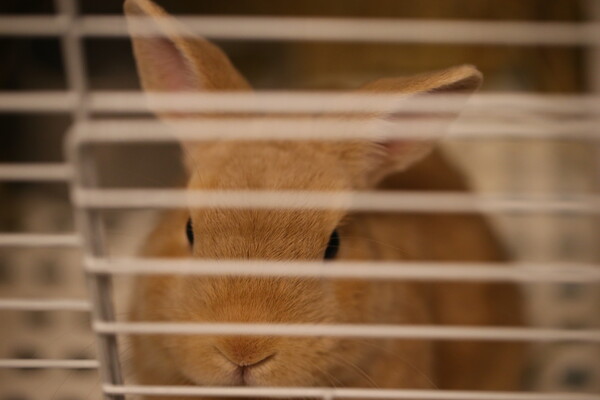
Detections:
0,0,599,400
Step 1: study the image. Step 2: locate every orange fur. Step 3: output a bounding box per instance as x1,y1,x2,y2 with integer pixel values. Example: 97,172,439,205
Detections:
125,0,524,397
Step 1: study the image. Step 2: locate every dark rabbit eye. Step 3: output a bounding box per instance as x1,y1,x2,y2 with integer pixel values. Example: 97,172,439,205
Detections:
324,230,340,260
186,218,194,246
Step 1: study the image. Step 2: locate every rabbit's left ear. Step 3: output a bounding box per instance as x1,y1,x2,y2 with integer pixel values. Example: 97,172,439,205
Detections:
124,0,250,97
361,65,482,184
124,0,251,170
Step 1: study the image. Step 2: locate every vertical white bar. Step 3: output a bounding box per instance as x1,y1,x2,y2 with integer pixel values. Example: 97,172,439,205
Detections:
585,1,600,92
585,0,600,225
55,1,125,399
585,0,600,284
584,0,600,236
54,0,87,119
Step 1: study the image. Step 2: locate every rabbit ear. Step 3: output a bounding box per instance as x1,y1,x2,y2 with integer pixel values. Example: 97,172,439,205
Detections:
124,0,250,96
361,65,482,183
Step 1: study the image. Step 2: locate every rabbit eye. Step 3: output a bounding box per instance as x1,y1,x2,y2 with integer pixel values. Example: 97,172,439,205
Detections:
324,230,340,260
186,218,194,246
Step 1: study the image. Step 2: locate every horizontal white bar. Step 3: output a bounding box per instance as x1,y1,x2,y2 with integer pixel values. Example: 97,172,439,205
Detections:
126,17,600,46
95,321,600,342
0,164,72,181
2,15,599,46
89,92,600,114
0,91,75,113
73,189,600,214
0,16,68,36
2,91,600,115
72,118,389,142
0,359,98,369
454,122,600,141
87,258,600,284
72,118,600,143
0,233,81,247
104,384,600,400
0,298,90,311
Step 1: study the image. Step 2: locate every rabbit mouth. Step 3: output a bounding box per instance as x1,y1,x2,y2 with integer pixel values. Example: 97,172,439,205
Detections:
229,367,259,386
212,345,277,386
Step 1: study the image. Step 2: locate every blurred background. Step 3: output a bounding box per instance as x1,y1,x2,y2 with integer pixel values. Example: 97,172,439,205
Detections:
0,1,599,399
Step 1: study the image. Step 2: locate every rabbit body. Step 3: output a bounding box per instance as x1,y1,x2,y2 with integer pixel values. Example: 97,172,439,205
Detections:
125,0,524,397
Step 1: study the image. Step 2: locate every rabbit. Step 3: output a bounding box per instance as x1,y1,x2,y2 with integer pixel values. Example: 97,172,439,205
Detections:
124,0,525,397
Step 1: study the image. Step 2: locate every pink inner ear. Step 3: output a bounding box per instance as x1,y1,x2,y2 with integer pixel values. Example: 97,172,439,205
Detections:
376,110,451,168
147,37,198,92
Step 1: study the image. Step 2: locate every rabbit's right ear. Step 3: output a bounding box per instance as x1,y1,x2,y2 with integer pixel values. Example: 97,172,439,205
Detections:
124,0,250,97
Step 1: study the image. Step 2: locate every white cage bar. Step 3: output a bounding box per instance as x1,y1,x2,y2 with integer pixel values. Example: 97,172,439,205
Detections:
0,15,599,45
2,92,600,114
86,258,600,283
93,322,600,342
0,298,90,311
0,233,81,247
102,385,600,400
0,359,99,369
0,164,72,181
2,92,600,116
70,118,600,142
71,188,600,214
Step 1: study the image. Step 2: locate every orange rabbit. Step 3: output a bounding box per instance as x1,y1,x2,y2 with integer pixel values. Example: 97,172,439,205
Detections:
124,0,524,397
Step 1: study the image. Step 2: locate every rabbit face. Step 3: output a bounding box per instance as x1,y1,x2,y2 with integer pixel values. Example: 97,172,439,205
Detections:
152,141,374,386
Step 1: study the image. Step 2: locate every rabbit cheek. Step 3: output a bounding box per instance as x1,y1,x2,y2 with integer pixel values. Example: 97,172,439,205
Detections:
240,338,336,386
164,335,242,386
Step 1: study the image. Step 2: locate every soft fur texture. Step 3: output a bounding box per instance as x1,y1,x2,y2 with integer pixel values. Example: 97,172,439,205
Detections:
125,0,525,398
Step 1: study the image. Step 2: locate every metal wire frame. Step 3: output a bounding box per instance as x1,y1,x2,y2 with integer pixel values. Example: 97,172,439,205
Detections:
1,4,598,400
65,87,599,400
49,1,126,399
0,15,599,46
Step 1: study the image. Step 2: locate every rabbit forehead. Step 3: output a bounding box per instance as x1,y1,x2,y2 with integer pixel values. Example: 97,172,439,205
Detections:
190,208,342,260
185,140,356,191
183,141,350,259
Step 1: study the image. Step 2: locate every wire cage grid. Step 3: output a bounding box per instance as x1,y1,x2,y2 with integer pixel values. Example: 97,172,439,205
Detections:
0,0,599,399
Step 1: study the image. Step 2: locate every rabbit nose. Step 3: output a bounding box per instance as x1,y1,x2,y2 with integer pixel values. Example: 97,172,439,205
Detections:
218,348,275,369
239,353,275,369
215,342,275,369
